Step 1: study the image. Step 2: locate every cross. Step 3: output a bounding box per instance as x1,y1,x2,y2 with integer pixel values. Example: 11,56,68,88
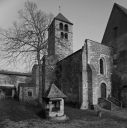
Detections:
58,0,62,13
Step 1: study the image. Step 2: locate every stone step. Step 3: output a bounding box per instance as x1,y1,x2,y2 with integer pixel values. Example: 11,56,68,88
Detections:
98,98,121,111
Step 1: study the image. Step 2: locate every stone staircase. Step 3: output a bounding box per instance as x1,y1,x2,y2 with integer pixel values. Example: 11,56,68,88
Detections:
98,97,122,111
108,96,122,107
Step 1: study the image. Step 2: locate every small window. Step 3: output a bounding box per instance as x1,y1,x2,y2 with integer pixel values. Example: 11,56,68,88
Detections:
64,24,68,31
61,32,64,38
100,58,105,74
59,23,63,30
28,91,32,97
65,33,68,39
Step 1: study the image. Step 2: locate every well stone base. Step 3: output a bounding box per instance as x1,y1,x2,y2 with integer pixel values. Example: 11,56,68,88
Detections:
49,114,69,122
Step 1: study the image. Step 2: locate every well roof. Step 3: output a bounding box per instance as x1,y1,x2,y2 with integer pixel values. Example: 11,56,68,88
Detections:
44,83,67,98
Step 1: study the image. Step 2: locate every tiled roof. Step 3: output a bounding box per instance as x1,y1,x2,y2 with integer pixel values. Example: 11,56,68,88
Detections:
115,3,127,16
44,83,67,98
18,83,35,87
0,86,15,89
55,13,73,25
0,70,31,77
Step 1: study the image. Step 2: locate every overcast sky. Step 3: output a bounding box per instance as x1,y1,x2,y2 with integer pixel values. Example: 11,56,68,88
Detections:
0,0,127,72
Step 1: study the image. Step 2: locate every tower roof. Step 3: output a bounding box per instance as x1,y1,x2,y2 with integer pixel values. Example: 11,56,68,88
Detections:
55,13,73,25
43,83,67,98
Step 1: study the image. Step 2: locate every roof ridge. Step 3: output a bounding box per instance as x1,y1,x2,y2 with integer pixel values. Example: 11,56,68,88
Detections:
0,70,31,76
114,3,127,16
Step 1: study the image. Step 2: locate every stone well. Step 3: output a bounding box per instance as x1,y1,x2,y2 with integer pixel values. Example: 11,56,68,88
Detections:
43,83,67,120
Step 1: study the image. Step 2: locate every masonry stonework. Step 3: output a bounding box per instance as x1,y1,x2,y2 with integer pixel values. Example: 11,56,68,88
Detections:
102,3,127,106
42,55,58,93
54,19,73,61
48,13,73,61
56,50,82,107
86,40,112,106
19,84,36,103
81,44,88,109
55,39,112,110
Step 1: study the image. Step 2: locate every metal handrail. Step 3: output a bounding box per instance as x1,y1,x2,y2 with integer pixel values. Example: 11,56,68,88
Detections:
108,96,122,107
98,98,112,110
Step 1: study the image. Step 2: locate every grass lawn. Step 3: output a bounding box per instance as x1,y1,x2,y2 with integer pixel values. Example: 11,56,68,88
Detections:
0,99,127,128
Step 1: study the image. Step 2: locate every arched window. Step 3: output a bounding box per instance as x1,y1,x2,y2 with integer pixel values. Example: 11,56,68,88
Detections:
100,58,105,74
65,33,68,39
60,32,64,39
64,24,68,31
59,23,63,30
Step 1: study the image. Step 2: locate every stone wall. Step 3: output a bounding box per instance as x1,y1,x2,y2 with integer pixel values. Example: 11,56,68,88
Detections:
86,40,112,106
48,19,73,61
55,19,73,61
55,40,112,109
56,49,82,107
112,34,127,105
80,44,88,109
19,85,36,103
102,4,127,103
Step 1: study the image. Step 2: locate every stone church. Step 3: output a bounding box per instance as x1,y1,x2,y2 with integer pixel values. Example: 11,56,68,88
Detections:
40,13,112,109
3,3,127,110
13,3,127,110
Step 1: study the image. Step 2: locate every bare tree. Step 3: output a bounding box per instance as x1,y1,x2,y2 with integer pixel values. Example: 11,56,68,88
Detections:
0,1,53,102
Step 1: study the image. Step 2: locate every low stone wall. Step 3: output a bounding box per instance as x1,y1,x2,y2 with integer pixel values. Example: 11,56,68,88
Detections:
0,91,5,100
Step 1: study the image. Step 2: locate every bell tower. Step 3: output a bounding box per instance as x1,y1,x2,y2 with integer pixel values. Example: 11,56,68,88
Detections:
48,13,73,61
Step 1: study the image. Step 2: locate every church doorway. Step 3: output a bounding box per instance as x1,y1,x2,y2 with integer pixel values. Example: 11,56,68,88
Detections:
101,83,106,98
